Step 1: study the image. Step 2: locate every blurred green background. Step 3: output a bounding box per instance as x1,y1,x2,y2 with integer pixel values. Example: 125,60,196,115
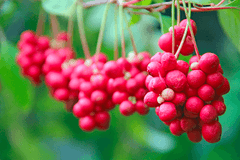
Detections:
0,0,240,159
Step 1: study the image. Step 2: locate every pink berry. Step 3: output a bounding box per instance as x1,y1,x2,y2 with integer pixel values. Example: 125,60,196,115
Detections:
202,120,222,143
180,36,194,56
73,98,94,118
187,127,202,143
32,52,45,65
169,26,185,41
206,72,224,89
155,106,160,116
80,81,93,97
140,58,150,71
147,62,161,77
185,84,198,97
126,78,139,95
135,88,148,100
158,33,178,53
113,77,127,92
150,52,163,63
176,60,189,75
170,119,184,136
145,75,153,89
166,70,187,92
158,102,177,122
37,36,50,50
143,91,159,107
107,78,115,94
119,100,135,116
53,88,69,101
179,19,197,36
215,77,230,96
198,84,215,102
211,100,226,116
199,53,219,74
135,100,149,115
94,111,110,127
189,55,199,65
187,70,206,89
129,67,140,78
91,90,107,105
112,91,129,104
90,74,108,90
185,96,204,114
27,65,41,78
69,78,81,91
200,105,218,123
161,52,177,72
45,54,63,71
180,117,197,132
172,92,186,106
161,88,175,101
79,116,96,132
117,57,132,71
134,72,147,88
45,72,68,89
148,77,166,94
103,61,123,78
91,53,107,63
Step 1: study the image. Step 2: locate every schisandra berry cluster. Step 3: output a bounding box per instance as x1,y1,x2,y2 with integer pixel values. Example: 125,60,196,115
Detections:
144,19,230,143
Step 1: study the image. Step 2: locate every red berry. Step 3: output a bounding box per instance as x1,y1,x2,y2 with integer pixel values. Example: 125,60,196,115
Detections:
215,77,230,96
158,102,177,122
79,116,96,132
69,78,81,91
211,100,226,116
135,100,149,115
187,70,206,89
172,92,186,106
126,78,140,95
185,84,198,97
53,88,69,101
91,90,108,105
187,127,202,143
200,105,218,123
94,111,110,127
170,119,184,136
150,52,163,63
112,91,129,104
148,77,166,94
202,120,222,143
91,53,107,63
158,33,178,53
176,60,189,75
179,19,197,36
189,55,199,65
198,84,215,102
144,91,159,107
169,26,185,41
134,72,147,88
135,88,148,100
166,70,187,92
119,100,135,116
180,36,194,56
145,75,153,89
161,52,177,72
90,74,108,90
73,98,94,118
180,117,197,132
103,61,123,78
185,96,204,114
199,53,219,74
206,72,224,89
45,72,68,89
147,62,161,77
117,57,132,71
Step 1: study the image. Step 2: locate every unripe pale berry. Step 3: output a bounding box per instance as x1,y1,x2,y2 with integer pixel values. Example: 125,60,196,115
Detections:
161,52,177,72
170,119,184,136
148,77,166,94
187,70,206,89
187,127,202,143
211,100,226,116
144,91,159,107
200,105,218,123
161,88,175,101
185,96,204,114
199,53,220,74
79,116,96,132
166,70,187,92
158,102,177,122
176,60,189,75
119,100,136,116
135,100,149,115
190,62,199,70
189,55,199,66
202,120,222,143
215,77,230,96
180,117,197,132
198,84,215,102
206,72,224,89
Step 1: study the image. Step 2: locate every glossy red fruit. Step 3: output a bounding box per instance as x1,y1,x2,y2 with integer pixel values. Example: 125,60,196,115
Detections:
135,100,149,115
187,70,206,89
161,52,177,72
158,102,177,122
53,88,69,101
202,120,222,143
180,36,194,56
199,53,219,74
200,105,218,123
215,77,230,96
148,77,166,94
198,84,215,102
91,90,108,105
179,19,197,36
176,60,189,75
94,111,110,127
185,96,204,114
158,33,178,53
119,100,136,116
166,70,187,92
211,100,226,116
79,116,96,132
170,119,184,136
206,72,224,89
187,127,202,143
144,91,159,107
180,117,197,132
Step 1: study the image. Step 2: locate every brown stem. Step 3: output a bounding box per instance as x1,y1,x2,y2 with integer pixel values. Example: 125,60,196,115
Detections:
36,8,45,36
178,6,240,12
50,15,59,38
114,5,119,61
67,14,74,48
123,0,142,7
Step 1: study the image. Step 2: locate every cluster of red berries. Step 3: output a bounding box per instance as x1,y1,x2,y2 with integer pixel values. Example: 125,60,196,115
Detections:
158,19,197,56
16,30,50,84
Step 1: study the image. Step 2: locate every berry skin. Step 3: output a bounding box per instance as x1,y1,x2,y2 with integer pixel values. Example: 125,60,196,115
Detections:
198,84,215,102
199,53,220,74
211,100,226,116
94,111,110,128
112,91,129,105
202,120,222,143
180,117,197,132
148,77,166,94
113,77,127,92
126,78,139,95
170,119,184,136
169,26,185,41
90,74,108,90
79,116,96,132
158,33,176,53
134,72,147,88
144,91,159,107
185,96,204,114
187,127,202,143
45,72,68,89
73,98,94,118
176,60,189,75
185,85,198,97
53,88,69,101
147,62,161,77
161,52,177,72
206,72,224,89
103,61,123,78
91,90,108,105
116,57,132,71
200,105,218,123
145,75,153,89
80,81,93,97
187,70,206,89
135,88,148,100
150,52,163,63
180,36,194,56
135,100,149,115
119,100,136,116
179,19,197,36
172,92,186,106
158,102,177,122
215,77,230,96
189,55,199,66
166,70,187,92
161,88,175,101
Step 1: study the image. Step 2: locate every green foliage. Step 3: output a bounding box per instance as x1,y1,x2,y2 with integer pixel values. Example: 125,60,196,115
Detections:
218,10,240,52
135,0,152,6
129,14,141,26
150,13,175,34
188,0,216,5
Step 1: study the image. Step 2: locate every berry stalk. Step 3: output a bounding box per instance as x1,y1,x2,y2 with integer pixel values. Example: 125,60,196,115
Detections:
119,0,126,58
175,22,189,59
36,7,45,36
67,5,76,48
114,5,119,61
176,0,180,26
50,15,59,38
182,0,200,60
95,2,111,54
123,13,138,55
171,0,175,54
77,1,91,59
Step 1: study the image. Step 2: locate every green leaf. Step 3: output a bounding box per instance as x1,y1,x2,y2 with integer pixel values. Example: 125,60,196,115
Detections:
218,9,240,52
225,0,240,7
150,13,175,34
129,14,141,26
41,0,76,17
135,0,152,6
188,0,214,5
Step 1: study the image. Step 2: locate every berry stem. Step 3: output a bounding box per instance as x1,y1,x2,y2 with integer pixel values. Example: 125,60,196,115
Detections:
123,0,142,7
175,22,189,59
76,1,91,59
171,0,175,54
95,2,111,55
182,0,200,60
36,7,45,36
176,0,180,26
67,6,76,48
50,15,59,38
123,13,138,55
114,5,119,61
119,0,126,58
188,3,191,18
159,13,164,34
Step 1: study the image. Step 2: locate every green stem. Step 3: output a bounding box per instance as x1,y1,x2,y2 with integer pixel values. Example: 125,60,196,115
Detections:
175,22,189,59
95,2,111,54
123,13,138,55
114,5,119,61
188,2,191,18
67,6,76,48
177,0,180,25
119,0,126,58
36,7,45,36
182,0,200,60
77,2,91,59
50,14,59,38
159,13,164,34
171,0,175,54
